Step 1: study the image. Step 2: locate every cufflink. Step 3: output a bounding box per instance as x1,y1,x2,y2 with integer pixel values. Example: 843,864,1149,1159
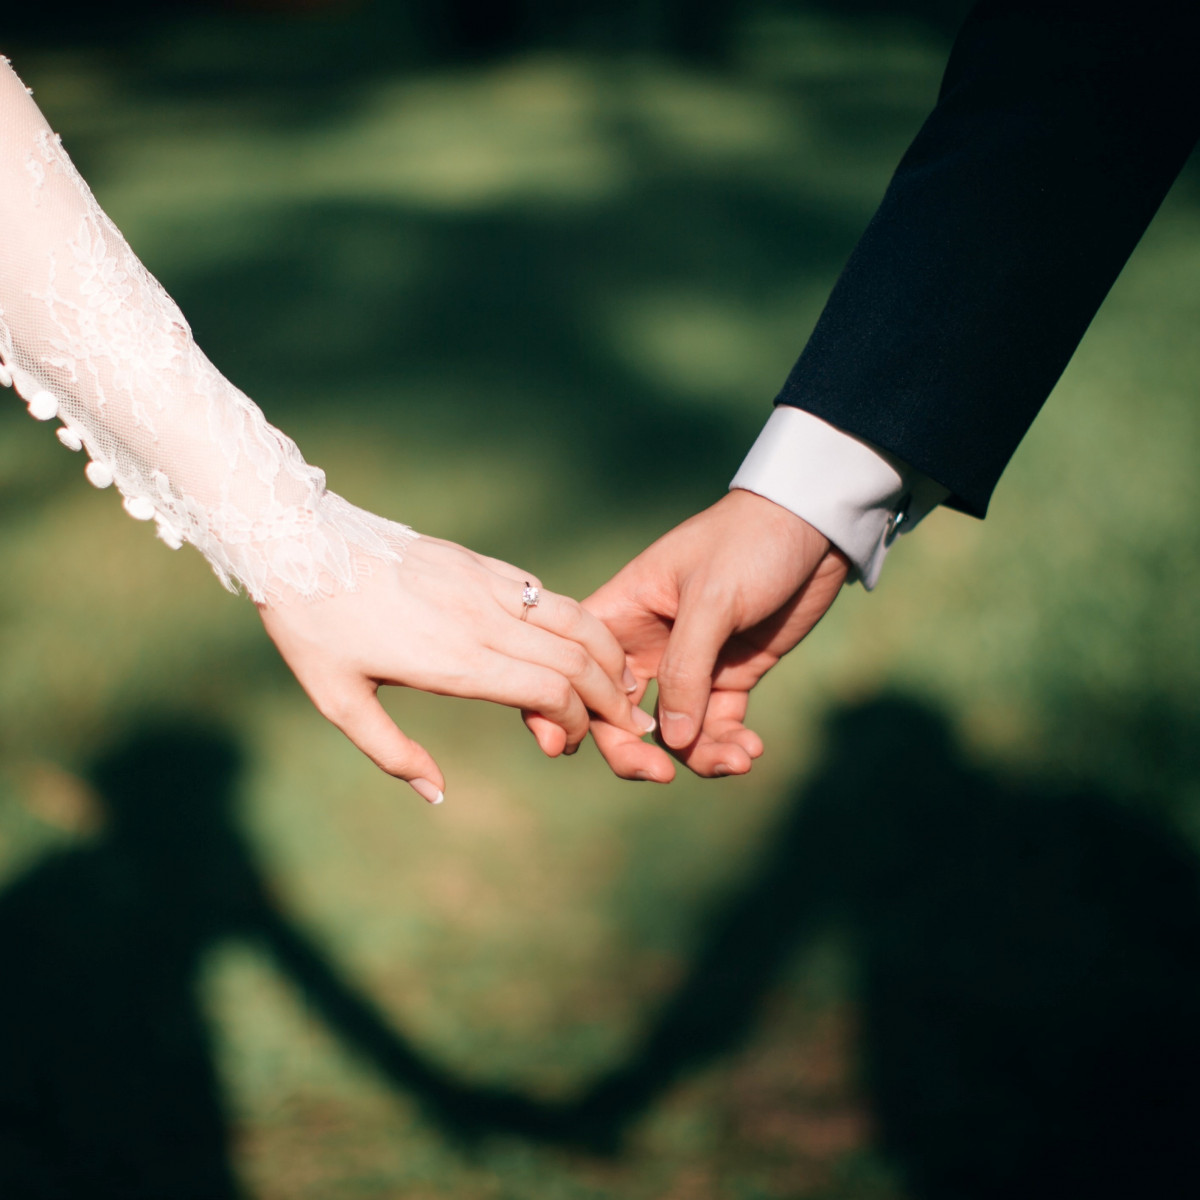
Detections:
885,493,911,545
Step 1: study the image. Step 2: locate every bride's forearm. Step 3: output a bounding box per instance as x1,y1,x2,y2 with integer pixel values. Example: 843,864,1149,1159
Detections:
0,55,414,603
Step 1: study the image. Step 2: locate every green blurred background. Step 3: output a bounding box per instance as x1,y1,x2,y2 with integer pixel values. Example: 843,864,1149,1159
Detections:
2,2,1200,1197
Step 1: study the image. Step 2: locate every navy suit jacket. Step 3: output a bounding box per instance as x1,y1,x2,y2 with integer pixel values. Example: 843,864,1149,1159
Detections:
776,0,1200,518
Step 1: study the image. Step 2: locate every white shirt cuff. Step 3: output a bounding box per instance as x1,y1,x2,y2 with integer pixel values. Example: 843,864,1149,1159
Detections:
729,406,948,589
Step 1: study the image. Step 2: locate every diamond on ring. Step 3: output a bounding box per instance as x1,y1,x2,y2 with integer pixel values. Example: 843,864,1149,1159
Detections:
521,582,540,619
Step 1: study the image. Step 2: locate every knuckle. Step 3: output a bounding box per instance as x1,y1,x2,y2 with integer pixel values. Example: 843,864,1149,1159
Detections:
558,645,591,679
657,660,698,693
314,690,354,727
542,676,574,714
375,752,414,778
684,573,734,605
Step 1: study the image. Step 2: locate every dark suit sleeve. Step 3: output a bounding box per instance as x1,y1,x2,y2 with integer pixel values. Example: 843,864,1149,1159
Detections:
776,0,1200,518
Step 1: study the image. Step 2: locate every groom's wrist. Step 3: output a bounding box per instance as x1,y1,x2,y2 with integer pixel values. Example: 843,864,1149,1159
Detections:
730,405,947,589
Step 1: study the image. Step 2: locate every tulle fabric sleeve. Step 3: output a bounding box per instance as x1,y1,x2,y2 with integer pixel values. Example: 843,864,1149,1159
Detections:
0,56,416,604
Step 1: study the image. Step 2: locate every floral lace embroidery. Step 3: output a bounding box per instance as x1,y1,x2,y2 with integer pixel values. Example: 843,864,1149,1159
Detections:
0,56,415,603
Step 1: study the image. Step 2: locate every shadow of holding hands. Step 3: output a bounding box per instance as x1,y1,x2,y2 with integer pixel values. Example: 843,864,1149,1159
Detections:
0,721,544,1199
2,698,1200,1198
432,696,1200,1198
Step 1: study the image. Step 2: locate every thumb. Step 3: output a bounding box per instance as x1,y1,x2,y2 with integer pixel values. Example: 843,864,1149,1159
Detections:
655,590,733,750
329,686,447,804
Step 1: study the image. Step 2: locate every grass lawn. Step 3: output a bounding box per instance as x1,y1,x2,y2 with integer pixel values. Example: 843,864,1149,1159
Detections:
1,4,1198,1197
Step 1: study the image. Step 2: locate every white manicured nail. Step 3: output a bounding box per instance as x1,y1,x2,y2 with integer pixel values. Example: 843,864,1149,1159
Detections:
411,778,444,805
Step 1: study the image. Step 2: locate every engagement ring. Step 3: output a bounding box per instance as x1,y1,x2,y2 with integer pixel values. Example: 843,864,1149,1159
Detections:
520,582,540,620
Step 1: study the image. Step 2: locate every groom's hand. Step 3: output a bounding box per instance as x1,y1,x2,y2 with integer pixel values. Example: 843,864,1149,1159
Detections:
581,489,850,781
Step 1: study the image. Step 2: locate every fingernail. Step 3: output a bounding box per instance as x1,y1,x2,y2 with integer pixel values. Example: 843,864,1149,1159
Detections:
564,742,579,756
713,763,734,778
633,708,657,735
622,667,637,693
660,711,694,747
411,778,444,805
633,770,662,783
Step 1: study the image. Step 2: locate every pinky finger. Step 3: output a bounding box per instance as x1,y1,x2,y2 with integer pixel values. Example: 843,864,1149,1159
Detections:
522,710,570,758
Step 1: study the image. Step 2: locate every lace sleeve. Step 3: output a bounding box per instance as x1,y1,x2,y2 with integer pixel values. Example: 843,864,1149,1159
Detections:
0,56,416,604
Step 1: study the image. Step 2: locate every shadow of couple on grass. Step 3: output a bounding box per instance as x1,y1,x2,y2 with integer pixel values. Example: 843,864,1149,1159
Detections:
2,694,1200,1199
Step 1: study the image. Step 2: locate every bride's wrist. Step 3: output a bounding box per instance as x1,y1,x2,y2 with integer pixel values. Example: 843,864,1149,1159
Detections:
225,491,418,606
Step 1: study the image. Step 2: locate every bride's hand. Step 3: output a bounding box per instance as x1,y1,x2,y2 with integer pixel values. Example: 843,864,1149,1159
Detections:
257,535,656,804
